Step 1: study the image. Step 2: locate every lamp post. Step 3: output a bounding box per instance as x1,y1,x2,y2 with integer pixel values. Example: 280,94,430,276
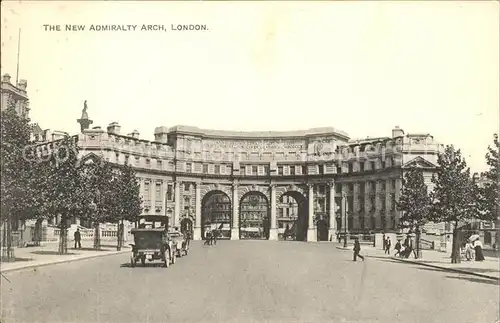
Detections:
343,192,348,248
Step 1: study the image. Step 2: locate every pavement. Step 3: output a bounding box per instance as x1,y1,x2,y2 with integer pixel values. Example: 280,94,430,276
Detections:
0,240,130,273
336,243,500,280
2,240,499,323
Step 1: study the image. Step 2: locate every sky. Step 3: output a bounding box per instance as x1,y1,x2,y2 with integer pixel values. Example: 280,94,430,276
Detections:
1,1,498,173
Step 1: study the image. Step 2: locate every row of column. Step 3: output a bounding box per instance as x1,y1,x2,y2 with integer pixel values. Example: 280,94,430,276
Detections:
336,178,401,232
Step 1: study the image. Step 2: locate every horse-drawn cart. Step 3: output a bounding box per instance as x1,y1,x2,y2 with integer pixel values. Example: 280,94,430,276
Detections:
129,228,177,268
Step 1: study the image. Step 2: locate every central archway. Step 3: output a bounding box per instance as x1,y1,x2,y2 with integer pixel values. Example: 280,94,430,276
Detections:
239,192,270,240
278,191,308,241
201,190,232,240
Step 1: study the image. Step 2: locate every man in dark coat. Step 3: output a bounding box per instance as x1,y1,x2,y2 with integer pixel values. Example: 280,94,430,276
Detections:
385,237,391,255
74,228,82,249
353,237,365,261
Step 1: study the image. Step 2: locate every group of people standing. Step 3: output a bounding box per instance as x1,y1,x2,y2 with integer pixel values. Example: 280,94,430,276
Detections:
203,229,218,246
463,237,485,261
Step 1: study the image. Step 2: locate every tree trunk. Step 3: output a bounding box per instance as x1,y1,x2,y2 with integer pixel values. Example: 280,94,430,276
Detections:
93,222,101,250
416,227,421,259
58,216,68,255
451,224,461,264
34,219,43,246
116,221,123,251
1,219,15,261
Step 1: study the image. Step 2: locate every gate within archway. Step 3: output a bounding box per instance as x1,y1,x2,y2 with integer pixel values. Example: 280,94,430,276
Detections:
201,190,232,240
278,191,308,241
239,192,270,240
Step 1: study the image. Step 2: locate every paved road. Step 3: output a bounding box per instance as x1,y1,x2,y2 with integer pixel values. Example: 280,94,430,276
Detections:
2,241,499,323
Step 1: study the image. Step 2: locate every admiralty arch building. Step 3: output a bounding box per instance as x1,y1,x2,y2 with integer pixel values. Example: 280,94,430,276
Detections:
38,107,441,242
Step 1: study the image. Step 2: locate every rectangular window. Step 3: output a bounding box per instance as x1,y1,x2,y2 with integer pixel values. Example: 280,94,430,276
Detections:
380,181,386,191
263,165,269,175
302,165,307,175
336,183,342,193
144,182,150,200
155,183,161,199
360,162,365,172
278,166,283,175
186,163,192,173
240,166,245,175
252,166,258,175
348,163,353,173
184,183,190,191
371,161,376,171
336,166,342,174
203,164,209,174
290,166,295,175
318,165,324,175
391,179,396,190
381,160,386,169
215,165,221,174
167,184,173,201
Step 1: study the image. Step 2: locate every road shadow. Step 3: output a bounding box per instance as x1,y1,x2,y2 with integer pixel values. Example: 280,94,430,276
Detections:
74,247,113,252
445,275,500,286
120,262,166,268
0,256,33,262
31,251,78,256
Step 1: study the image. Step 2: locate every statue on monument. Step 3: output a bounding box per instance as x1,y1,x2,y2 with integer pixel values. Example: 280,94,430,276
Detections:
81,100,89,119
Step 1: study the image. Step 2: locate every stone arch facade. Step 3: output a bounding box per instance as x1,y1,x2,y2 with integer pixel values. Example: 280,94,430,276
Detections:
200,183,233,204
237,184,270,202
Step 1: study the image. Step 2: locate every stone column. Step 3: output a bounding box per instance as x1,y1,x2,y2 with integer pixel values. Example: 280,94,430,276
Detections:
328,180,336,241
231,183,239,240
151,179,156,211
268,184,278,240
385,179,392,231
194,182,202,240
307,183,316,242
375,180,381,229
174,181,181,228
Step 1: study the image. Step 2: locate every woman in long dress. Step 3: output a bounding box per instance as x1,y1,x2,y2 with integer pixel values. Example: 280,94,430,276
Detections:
474,239,485,261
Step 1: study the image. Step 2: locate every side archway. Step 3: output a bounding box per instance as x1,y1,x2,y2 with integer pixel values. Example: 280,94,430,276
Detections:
201,190,232,240
180,217,194,238
278,191,308,241
239,191,270,240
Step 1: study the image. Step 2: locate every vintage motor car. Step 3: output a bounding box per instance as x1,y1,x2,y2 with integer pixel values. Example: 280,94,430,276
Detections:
167,230,190,257
129,228,177,268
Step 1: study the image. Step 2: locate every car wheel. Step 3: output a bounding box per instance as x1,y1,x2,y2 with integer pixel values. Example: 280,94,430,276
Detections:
164,250,170,268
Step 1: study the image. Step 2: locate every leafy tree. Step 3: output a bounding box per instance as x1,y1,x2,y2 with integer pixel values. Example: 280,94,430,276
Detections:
480,134,499,222
79,156,116,250
429,145,481,263
111,163,142,250
0,104,38,259
43,136,86,254
396,168,432,258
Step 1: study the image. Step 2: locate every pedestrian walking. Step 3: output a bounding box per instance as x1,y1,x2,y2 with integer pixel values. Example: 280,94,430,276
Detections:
212,230,218,245
394,239,402,257
204,230,211,245
353,237,365,261
385,237,391,255
74,228,82,249
474,238,485,261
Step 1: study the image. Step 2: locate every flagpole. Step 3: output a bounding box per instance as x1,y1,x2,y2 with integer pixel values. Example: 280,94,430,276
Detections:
15,28,21,85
